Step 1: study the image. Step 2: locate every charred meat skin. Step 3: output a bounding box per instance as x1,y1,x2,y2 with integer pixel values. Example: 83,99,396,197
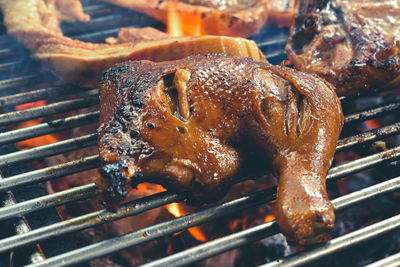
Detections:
286,0,400,96
97,54,343,245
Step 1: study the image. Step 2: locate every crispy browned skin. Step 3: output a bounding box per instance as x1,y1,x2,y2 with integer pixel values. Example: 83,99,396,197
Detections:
286,0,400,96
0,0,265,87
97,54,343,245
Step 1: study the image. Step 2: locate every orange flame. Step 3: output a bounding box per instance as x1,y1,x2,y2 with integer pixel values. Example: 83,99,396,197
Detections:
13,100,61,151
166,202,207,242
264,214,275,223
135,183,165,193
365,119,381,130
12,120,60,151
167,2,202,37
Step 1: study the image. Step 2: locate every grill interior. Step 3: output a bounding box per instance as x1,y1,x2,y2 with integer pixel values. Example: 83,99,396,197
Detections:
0,1,400,267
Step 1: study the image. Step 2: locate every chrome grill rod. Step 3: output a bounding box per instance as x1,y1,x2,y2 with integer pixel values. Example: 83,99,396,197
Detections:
1,119,399,194
0,146,397,257
0,133,97,167
0,100,397,166
29,175,400,267
0,95,98,126
365,251,400,267
143,175,400,267
0,155,99,192
0,111,99,145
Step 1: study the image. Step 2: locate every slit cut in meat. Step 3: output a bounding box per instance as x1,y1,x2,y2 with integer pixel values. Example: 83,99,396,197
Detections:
97,54,343,245
162,70,192,121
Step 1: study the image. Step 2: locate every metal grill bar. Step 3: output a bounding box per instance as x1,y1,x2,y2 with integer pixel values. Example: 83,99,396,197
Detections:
344,101,400,124
0,85,92,108
0,35,13,46
0,189,184,255
256,38,287,48
0,111,99,145
0,133,97,166
0,155,99,192
0,93,393,129
66,15,147,37
1,120,397,192
0,60,24,73
328,146,400,179
27,175,400,267
25,187,276,267
263,50,286,59
336,122,400,151
0,2,399,266
142,175,400,267
0,183,98,222
0,171,45,264
0,47,21,59
0,146,398,260
365,252,400,267
0,144,398,225
0,74,55,92
261,217,400,267
0,99,396,153
0,95,98,126
82,3,111,14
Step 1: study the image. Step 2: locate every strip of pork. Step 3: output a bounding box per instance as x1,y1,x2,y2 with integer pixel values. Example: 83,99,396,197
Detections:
101,0,299,38
0,0,265,88
286,0,400,96
97,54,343,245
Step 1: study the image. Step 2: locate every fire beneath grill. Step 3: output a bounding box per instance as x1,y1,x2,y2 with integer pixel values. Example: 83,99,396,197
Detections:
0,1,399,267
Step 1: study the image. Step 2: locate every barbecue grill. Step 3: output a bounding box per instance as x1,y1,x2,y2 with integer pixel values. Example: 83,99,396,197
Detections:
0,1,399,267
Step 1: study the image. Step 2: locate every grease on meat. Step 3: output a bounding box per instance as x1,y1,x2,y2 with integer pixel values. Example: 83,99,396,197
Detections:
286,0,400,95
97,54,343,245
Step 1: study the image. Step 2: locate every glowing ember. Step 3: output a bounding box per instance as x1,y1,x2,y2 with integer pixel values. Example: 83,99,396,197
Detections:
166,202,207,242
12,100,60,151
16,100,47,111
12,120,60,151
167,2,202,36
264,214,275,223
134,183,165,193
365,119,381,130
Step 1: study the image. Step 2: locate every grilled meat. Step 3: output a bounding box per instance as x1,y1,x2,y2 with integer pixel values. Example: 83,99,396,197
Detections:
102,0,298,37
105,27,170,44
102,0,269,37
268,0,299,27
286,0,400,96
97,54,343,245
0,0,265,88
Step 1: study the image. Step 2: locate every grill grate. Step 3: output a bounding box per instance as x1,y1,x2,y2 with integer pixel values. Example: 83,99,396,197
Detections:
0,1,399,267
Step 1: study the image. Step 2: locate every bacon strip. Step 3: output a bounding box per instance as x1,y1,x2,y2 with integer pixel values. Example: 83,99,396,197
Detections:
102,0,299,37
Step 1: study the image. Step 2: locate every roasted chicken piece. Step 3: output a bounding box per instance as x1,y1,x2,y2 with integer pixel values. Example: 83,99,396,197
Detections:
0,0,265,88
102,0,299,38
286,0,400,96
97,54,343,245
